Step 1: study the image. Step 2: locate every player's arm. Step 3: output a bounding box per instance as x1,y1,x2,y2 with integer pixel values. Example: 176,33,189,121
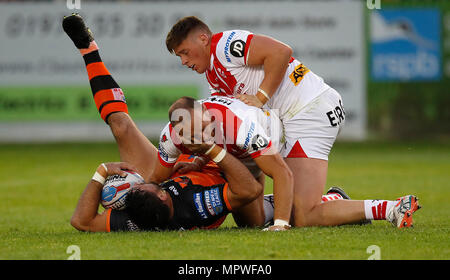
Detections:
70,162,136,232
216,149,263,208
150,160,174,183
172,155,208,174
237,34,292,107
187,144,263,208
253,147,294,230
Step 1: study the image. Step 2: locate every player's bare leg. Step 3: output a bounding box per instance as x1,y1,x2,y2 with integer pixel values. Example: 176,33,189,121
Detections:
63,14,158,181
286,158,421,227
107,113,158,181
287,158,367,226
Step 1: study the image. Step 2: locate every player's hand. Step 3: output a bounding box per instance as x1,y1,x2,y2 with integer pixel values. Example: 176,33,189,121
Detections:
173,161,202,174
236,94,264,108
103,162,137,177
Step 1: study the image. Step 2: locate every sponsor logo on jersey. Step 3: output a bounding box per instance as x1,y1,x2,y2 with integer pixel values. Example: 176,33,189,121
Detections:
168,185,179,196
230,40,246,58
194,193,208,219
243,122,255,150
216,67,227,79
236,83,245,95
204,187,224,216
126,219,140,231
251,134,269,151
158,144,169,162
209,96,233,106
224,31,237,62
161,134,168,142
112,88,126,103
289,63,310,86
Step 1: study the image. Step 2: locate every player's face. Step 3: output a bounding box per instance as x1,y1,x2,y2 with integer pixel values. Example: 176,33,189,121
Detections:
174,106,213,144
174,31,210,74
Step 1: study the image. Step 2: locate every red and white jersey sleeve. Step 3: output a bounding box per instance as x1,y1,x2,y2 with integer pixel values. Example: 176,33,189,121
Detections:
157,122,182,168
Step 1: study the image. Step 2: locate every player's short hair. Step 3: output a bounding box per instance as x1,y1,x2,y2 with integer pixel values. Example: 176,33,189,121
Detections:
168,96,200,125
166,16,212,54
125,186,171,231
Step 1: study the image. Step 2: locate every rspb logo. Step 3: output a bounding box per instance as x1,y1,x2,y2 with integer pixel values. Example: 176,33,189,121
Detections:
370,9,441,81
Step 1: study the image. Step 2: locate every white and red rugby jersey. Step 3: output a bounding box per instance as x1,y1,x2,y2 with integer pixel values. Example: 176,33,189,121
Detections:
158,96,282,168
206,30,331,121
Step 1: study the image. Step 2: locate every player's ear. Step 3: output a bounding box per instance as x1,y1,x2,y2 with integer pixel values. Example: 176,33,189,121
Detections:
198,33,209,46
158,189,169,201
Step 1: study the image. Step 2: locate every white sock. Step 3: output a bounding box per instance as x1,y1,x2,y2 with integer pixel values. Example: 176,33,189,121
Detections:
364,200,396,220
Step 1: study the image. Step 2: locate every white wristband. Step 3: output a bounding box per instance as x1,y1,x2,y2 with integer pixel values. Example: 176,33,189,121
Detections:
212,149,227,163
92,171,106,185
258,88,270,100
92,163,107,185
273,219,291,228
204,144,216,156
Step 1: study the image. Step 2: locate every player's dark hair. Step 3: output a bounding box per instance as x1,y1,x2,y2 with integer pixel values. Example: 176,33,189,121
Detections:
166,16,212,54
124,186,171,231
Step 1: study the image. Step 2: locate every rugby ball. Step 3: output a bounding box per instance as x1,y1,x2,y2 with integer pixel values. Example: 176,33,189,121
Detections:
101,171,145,210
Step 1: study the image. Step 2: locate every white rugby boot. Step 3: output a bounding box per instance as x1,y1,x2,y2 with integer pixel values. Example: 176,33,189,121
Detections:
386,195,421,228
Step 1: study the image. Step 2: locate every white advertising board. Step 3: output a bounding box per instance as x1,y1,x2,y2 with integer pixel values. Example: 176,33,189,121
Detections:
0,1,365,141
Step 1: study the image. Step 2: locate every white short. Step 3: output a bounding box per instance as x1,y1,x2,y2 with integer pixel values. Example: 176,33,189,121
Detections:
279,88,345,161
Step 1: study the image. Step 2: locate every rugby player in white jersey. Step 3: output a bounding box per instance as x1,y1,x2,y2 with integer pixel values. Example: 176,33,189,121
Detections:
153,95,293,230
165,16,421,228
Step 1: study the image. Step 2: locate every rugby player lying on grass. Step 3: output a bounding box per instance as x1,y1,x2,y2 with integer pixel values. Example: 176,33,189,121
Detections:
71,145,351,232
71,152,267,232
64,13,421,231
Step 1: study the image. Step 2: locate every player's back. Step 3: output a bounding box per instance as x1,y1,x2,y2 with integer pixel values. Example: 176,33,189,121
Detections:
201,96,282,156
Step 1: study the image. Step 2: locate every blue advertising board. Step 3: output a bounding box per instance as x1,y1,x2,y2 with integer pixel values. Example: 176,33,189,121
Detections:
370,9,441,81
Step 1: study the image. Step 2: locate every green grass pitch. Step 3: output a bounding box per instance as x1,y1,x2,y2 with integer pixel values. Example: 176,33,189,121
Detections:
0,140,449,260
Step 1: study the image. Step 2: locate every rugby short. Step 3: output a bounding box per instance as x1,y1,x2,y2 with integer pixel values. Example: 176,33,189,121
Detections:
279,87,345,161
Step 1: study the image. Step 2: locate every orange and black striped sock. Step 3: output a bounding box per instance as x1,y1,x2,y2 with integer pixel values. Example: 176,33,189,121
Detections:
80,41,128,123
